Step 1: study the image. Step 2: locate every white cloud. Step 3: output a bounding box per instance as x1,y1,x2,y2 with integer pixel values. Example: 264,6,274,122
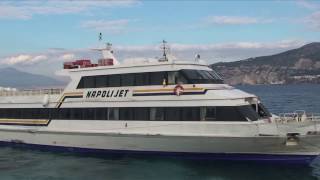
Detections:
60,53,75,61
115,45,159,51
205,16,273,25
1,54,48,65
114,40,304,52
304,11,320,30
0,40,307,76
31,55,47,63
112,40,306,63
0,5,30,19
296,0,320,10
81,19,131,33
0,0,139,20
295,1,320,31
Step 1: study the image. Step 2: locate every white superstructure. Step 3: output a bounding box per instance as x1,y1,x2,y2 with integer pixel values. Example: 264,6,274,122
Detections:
0,43,319,163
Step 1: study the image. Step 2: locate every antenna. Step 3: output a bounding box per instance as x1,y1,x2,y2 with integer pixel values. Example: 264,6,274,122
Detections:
195,54,201,62
99,32,103,41
161,40,168,61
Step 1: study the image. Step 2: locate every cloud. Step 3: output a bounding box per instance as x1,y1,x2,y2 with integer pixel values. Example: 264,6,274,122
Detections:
0,40,307,76
0,4,30,19
304,11,320,30
0,0,139,20
81,19,132,33
295,1,320,31
112,40,306,63
205,16,273,25
1,54,48,65
60,53,75,61
114,40,304,52
296,0,320,10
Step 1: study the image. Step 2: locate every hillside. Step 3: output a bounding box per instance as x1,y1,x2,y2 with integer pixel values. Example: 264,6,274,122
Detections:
211,42,320,85
0,68,66,89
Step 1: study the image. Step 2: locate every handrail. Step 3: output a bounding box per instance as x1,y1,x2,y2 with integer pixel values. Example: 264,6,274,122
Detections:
275,111,320,123
0,88,64,96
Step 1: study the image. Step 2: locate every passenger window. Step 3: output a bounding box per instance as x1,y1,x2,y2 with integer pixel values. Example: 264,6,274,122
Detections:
119,108,134,120
77,78,84,88
96,75,108,88
181,107,200,121
237,106,259,121
167,71,187,85
205,107,216,121
150,107,165,121
167,72,177,85
135,73,149,86
95,108,108,120
134,107,149,120
84,76,95,88
58,108,71,120
150,72,167,85
39,108,49,119
108,74,121,87
216,107,246,121
175,72,188,84
83,108,95,120
121,74,135,86
70,108,83,120
108,108,119,120
165,107,180,121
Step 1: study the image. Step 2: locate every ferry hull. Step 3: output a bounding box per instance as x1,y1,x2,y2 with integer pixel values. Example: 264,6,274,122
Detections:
0,129,318,164
0,141,316,164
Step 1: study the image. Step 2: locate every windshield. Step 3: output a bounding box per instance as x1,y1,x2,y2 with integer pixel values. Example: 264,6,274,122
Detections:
251,103,272,118
180,69,223,84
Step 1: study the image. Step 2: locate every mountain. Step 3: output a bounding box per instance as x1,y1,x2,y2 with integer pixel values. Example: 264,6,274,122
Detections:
0,67,66,89
211,42,320,85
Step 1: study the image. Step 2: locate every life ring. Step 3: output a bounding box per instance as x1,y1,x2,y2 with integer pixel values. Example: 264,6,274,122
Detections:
174,85,184,96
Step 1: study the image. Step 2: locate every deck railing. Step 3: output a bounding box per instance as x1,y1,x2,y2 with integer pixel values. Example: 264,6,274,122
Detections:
0,88,64,96
275,111,320,123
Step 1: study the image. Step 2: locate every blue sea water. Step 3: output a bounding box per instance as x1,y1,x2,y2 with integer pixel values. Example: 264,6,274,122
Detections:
238,84,320,114
0,84,320,180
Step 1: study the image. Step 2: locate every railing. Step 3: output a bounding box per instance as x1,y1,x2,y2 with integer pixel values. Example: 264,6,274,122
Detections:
0,88,64,96
274,110,320,123
310,113,320,121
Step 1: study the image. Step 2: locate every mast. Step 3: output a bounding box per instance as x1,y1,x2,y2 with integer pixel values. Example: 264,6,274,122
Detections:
159,40,169,62
162,40,168,61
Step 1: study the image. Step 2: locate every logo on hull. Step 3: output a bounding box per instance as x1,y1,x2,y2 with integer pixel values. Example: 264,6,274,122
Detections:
85,89,130,99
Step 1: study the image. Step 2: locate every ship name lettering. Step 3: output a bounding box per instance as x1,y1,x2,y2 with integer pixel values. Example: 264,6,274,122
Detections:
86,90,129,98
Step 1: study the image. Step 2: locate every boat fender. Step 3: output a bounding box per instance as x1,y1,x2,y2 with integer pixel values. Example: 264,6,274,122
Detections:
42,94,49,107
174,85,184,96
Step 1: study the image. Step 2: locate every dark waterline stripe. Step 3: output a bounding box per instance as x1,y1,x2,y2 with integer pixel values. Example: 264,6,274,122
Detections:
0,141,316,165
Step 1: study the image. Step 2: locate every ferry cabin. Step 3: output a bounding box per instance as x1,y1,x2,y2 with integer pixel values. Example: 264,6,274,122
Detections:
0,61,271,124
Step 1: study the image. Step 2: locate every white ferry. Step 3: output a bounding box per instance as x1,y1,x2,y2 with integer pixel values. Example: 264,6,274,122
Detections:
0,42,320,164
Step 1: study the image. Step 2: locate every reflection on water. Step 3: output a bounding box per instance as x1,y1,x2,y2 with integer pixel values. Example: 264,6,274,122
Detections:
0,84,319,179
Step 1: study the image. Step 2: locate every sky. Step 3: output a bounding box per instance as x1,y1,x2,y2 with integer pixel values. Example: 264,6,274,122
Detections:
0,0,320,77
